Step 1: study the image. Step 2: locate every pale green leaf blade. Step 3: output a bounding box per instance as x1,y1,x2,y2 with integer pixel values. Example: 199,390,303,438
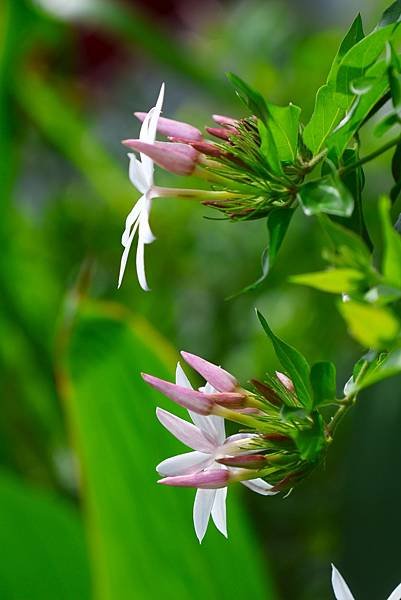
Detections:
379,195,401,287
290,268,365,294
338,300,400,349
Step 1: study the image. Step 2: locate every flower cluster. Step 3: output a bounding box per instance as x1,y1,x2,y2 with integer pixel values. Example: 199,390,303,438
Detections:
142,351,329,541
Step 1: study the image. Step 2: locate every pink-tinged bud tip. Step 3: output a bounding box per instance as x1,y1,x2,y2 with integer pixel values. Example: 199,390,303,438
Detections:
206,127,233,141
212,114,238,128
142,373,245,414
276,371,295,393
217,454,267,469
158,470,230,489
180,351,237,392
134,112,203,141
123,140,198,175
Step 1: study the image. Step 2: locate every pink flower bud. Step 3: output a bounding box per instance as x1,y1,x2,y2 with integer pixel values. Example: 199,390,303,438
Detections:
212,114,238,128
190,141,225,158
134,112,202,141
122,140,199,175
206,127,234,141
141,373,246,414
180,351,237,392
158,469,230,489
276,371,295,393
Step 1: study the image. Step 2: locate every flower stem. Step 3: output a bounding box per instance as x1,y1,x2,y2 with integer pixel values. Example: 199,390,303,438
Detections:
338,134,401,176
327,359,369,435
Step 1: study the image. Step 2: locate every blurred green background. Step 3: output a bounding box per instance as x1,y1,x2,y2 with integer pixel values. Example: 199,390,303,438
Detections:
1,0,401,598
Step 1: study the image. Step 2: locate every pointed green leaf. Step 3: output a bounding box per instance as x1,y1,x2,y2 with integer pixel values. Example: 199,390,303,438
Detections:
319,214,372,269
294,414,326,461
290,268,365,294
338,299,400,349
227,73,268,122
257,310,312,410
298,176,354,217
265,102,301,162
379,195,401,287
310,361,337,407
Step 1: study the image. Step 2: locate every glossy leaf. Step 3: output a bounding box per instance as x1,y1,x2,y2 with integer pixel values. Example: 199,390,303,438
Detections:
354,347,401,390
310,361,337,407
319,214,372,269
227,72,268,122
338,299,400,349
62,302,275,600
379,195,401,287
257,310,312,410
294,414,326,461
265,102,301,162
298,176,354,217
290,268,365,294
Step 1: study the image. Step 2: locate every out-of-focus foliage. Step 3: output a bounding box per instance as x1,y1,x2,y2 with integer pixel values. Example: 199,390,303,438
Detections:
1,0,401,599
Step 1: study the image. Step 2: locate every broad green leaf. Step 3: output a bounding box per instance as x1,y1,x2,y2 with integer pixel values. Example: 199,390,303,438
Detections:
230,208,294,297
310,361,337,407
294,414,326,461
354,347,401,389
63,302,275,600
257,310,312,410
298,176,354,217
374,111,400,137
290,268,365,294
379,195,401,287
0,470,90,600
338,299,400,349
303,14,365,153
265,102,301,162
227,73,268,122
258,119,283,175
319,214,372,269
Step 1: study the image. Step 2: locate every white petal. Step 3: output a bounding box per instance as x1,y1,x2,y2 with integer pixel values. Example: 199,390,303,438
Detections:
175,362,193,389
121,194,145,247
139,196,155,244
193,488,216,543
139,83,165,184
156,451,211,476
387,582,401,600
331,565,355,600
128,153,148,194
135,227,149,291
156,408,215,453
118,218,140,288
147,82,165,143
241,478,279,496
211,486,227,537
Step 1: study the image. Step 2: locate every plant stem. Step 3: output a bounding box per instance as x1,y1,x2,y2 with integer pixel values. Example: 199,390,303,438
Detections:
339,134,401,176
327,359,370,435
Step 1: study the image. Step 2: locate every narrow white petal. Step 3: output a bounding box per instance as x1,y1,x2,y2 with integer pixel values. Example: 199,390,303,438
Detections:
241,478,279,496
147,82,165,143
175,362,193,389
211,486,228,538
128,153,148,194
139,83,165,184
331,565,355,600
156,451,211,476
193,488,216,543
387,582,401,600
135,228,149,291
156,408,215,453
121,195,145,247
139,196,155,244
118,218,140,288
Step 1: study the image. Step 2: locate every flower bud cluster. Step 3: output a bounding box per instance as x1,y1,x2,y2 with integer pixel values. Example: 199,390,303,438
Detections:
143,351,329,492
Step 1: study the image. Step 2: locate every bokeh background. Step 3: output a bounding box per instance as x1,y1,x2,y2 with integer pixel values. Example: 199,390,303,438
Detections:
1,0,401,598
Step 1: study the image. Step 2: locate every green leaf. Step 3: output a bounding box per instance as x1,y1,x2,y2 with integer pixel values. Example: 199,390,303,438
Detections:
298,176,354,217
354,347,401,389
0,470,90,600
294,414,326,461
378,0,401,28
257,310,312,410
310,361,337,407
379,195,401,287
63,302,275,600
327,13,365,81
227,73,268,122
258,119,283,175
265,102,301,162
338,299,400,349
319,214,372,269
290,268,365,294
230,208,294,297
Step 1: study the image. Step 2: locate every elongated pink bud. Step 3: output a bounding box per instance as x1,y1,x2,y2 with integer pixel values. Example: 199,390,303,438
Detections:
180,351,237,392
158,470,230,489
191,141,225,158
276,371,295,393
134,112,202,141
122,140,198,175
212,114,238,128
206,127,234,141
217,454,267,469
142,373,246,414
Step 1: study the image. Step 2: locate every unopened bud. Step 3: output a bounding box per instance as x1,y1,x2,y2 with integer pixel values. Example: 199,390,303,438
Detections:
217,454,267,469
276,371,295,393
251,379,282,406
122,140,199,175
134,112,202,141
